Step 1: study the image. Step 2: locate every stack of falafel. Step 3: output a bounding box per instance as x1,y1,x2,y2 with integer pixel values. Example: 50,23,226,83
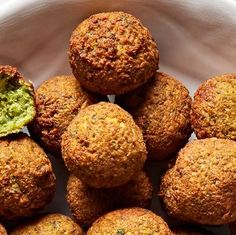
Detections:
0,11,235,235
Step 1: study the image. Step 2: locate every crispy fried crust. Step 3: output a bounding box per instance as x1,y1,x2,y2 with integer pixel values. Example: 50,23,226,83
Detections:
159,138,236,225
0,134,56,219
87,208,171,235
29,75,99,157
191,74,236,141
69,12,159,95
66,171,153,227
10,214,83,235
116,72,192,160
66,175,114,228
62,102,146,188
0,224,7,235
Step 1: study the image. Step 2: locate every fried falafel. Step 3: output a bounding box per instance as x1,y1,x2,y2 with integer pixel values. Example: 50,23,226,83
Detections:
29,75,100,157
10,213,83,235
191,74,236,141
66,175,114,228
66,171,153,227
0,224,7,235
69,11,159,95
87,207,171,235
116,72,192,160
0,65,35,137
159,138,236,225
0,134,56,219
62,102,147,188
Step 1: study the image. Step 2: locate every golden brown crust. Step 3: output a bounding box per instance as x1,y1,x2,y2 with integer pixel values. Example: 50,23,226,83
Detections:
0,224,7,235
116,72,192,160
66,171,153,227
87,208,171,235
69,12,159,95
29,75,99,157
191,74,236,141
159,138,236,225
0,65,36,137
67,175,114,228
0,134,56,219
10,213,83,235
62,102,147,188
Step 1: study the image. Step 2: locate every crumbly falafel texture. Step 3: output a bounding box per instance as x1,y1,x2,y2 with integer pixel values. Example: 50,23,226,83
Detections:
10,213,83,235
0,65,35,137
0,134,56,219
29,75,98,157
62,102,147,188
69,11,159,95
160,138,236,225
87,208,171,235
116,72,192,160
66,171,153,227
191,74,236,141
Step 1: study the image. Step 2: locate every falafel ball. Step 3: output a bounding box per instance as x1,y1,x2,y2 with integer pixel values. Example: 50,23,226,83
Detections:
116,72,192,160
0,133,56,219
171,225,215,235
191,74,236,141
0,65,35,137
0,224,7,235
29,75,100,157
66,171,153,227
69,12,159,95
62,102,147,188
10,213,83,235
87,208,171,235
159,138,236,225
66,175,114,228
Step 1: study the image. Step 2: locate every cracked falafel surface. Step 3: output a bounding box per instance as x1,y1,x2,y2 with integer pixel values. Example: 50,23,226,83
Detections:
117,72,192,160
62,102,147,188
29,75,99,157
66,171,153,227
191,74,236,141
69,12,159,95
0,134,56,219
159,138,236,225
10,213,83,235
87,208,171,235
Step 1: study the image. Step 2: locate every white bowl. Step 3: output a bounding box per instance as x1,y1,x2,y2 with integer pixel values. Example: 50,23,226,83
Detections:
0,1,235,234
